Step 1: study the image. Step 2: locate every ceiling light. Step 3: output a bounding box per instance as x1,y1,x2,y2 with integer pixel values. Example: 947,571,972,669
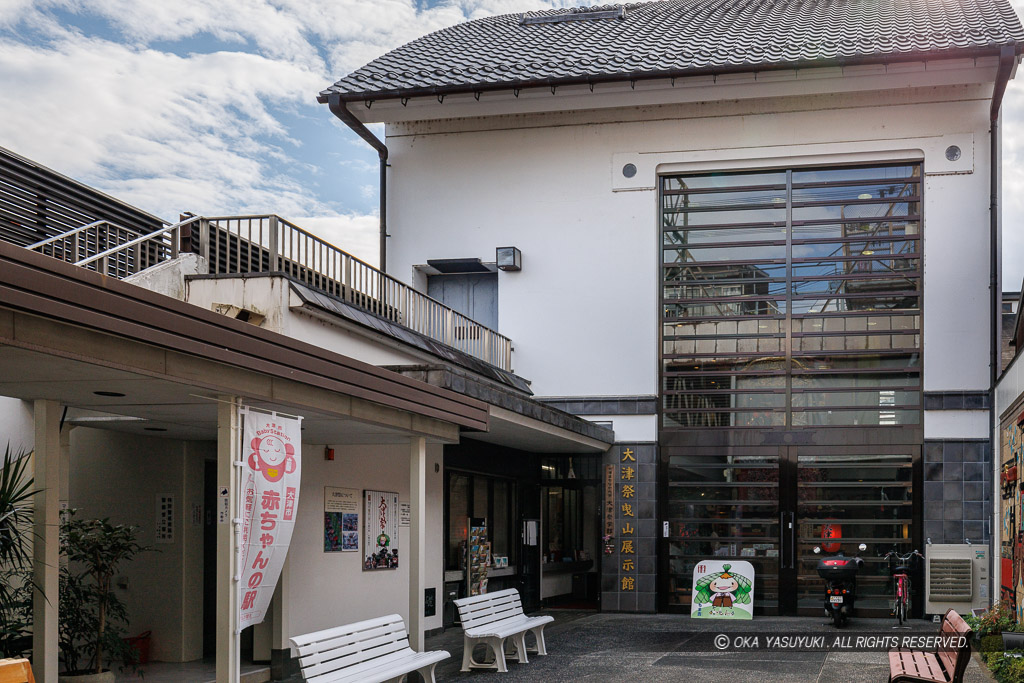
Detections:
93,391,126,397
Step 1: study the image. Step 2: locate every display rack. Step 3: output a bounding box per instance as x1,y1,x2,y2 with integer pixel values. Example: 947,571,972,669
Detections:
467,516,489,596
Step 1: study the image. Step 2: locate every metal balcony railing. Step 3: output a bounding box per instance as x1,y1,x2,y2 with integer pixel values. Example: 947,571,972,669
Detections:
27,214,514,372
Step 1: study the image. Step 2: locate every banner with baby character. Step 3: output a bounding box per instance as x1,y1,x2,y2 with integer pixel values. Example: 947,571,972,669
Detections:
691,559,754,620
237,407,302,630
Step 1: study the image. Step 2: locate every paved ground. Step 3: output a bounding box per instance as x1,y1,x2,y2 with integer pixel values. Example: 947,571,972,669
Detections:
125,609,996,682
418,610,995,683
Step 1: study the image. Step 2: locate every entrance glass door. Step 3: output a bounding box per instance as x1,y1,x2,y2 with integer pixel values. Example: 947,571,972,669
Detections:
662,447,782,614
661,444,917,615
793,447,917,615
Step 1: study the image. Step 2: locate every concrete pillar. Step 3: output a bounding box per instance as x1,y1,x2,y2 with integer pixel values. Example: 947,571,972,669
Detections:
32,399,60,683
408,436,427,650
217,398,241,683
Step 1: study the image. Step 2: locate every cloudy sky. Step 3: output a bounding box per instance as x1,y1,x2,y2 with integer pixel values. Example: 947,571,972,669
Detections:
2,0,1024,284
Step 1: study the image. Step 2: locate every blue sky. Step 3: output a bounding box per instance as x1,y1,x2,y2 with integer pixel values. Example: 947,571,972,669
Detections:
2,0,1024,284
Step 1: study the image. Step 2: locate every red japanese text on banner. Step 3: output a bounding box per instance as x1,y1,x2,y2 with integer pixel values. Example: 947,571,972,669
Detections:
238,407,302,629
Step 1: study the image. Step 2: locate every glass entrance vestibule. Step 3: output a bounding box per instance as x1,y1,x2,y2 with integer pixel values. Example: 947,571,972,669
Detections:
658,162,924,616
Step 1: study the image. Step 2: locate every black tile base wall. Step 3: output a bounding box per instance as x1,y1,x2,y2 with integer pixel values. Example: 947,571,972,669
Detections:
601,442,657,613
923,439,992,544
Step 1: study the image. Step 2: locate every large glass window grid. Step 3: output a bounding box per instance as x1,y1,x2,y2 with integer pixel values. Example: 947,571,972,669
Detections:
661,163,923,428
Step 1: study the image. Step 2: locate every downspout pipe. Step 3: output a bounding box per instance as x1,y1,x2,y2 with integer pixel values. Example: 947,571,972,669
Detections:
991,45,1015,391
989,44,1015,593
327,93,389,273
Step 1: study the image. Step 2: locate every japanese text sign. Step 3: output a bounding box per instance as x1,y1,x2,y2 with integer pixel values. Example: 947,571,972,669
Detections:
238,408,302,629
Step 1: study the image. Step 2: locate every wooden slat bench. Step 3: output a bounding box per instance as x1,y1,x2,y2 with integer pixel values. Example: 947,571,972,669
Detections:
289,614,449,683
888,609,972,683
453,588,554,673
0,659,35,683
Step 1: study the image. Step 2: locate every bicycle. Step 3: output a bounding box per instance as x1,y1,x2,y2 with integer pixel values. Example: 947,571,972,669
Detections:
882,549,923,625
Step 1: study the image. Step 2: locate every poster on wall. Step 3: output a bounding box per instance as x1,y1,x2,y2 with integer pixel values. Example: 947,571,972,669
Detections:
690,559,754,620
237,407,302,630
324,487,360,552
364,490,400,570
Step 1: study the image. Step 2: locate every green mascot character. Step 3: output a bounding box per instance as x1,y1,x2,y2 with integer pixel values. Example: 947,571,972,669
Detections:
694,564,752,617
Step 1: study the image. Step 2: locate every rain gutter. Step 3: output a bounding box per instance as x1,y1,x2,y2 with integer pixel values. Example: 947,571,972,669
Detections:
326,93,389,273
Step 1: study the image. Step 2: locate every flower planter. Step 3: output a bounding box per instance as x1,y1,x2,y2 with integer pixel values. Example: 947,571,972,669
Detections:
58,671,115,683
1003,632,1024,650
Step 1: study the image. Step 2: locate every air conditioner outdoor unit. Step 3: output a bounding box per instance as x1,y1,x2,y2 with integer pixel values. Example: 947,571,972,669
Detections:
925,544,989,615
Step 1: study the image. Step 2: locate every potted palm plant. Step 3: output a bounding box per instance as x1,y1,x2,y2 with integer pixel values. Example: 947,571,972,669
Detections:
58,510,149,682
0,445,37,659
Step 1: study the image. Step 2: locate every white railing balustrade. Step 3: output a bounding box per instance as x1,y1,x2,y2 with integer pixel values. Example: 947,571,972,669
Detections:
29,214,513,372
196,215,513,372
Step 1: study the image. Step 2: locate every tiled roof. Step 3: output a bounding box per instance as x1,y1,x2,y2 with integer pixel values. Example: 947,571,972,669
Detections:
321,0,1024,101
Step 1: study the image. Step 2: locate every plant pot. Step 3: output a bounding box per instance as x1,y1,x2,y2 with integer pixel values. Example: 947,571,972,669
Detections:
58,671,115,683
1003,632,1024,650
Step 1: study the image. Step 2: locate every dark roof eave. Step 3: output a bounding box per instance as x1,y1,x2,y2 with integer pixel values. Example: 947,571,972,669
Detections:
316,43,1021,105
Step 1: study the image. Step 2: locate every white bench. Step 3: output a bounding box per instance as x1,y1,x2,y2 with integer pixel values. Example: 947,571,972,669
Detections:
289,614,449,683
453,588,553,673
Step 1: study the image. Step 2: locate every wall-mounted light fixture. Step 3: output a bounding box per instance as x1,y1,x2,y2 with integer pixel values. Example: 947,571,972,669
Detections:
496,246,522,272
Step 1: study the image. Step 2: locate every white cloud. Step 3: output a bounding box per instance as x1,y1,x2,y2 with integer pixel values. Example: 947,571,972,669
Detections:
0,30,326,219
0,0,573,255
1004,0,1024,290
1003,78,1024,291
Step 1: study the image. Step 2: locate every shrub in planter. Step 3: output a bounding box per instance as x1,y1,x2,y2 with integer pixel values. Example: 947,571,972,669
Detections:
968,601,1016,639
983,634,1008,654
986,650,1024,683
58,510,150,679
0,567,33,659
0,445,38,659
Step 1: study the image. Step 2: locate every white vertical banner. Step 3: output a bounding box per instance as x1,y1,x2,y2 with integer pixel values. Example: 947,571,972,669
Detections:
238,407,302,630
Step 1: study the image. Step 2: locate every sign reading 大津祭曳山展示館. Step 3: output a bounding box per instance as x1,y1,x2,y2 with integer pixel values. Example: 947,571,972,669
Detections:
238,407,302,629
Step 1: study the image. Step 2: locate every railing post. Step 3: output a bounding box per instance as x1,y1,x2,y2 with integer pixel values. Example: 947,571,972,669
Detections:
171,224,180,259
345,256,353,303
199,218,211,264
268,215,279,272
178,214,193,255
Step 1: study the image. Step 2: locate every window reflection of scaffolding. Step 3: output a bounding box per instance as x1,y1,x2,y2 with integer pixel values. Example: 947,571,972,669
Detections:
663,183,781,318
798,180,919,314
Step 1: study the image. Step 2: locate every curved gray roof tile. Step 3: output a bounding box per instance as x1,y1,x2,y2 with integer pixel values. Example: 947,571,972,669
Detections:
322,0,1023,100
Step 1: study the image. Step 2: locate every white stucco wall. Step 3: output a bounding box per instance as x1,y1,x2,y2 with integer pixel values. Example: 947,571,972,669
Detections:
67,428,207,663
385,78,996,408
281,441,445,646
0,397,33,454
183,277,428,368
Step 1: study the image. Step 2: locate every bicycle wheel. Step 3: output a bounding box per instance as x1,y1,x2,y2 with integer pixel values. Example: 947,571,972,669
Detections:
896,596,905,625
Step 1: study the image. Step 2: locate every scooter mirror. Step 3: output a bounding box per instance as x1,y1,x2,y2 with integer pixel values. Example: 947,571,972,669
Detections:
858,543,867,552
813,546,821,554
